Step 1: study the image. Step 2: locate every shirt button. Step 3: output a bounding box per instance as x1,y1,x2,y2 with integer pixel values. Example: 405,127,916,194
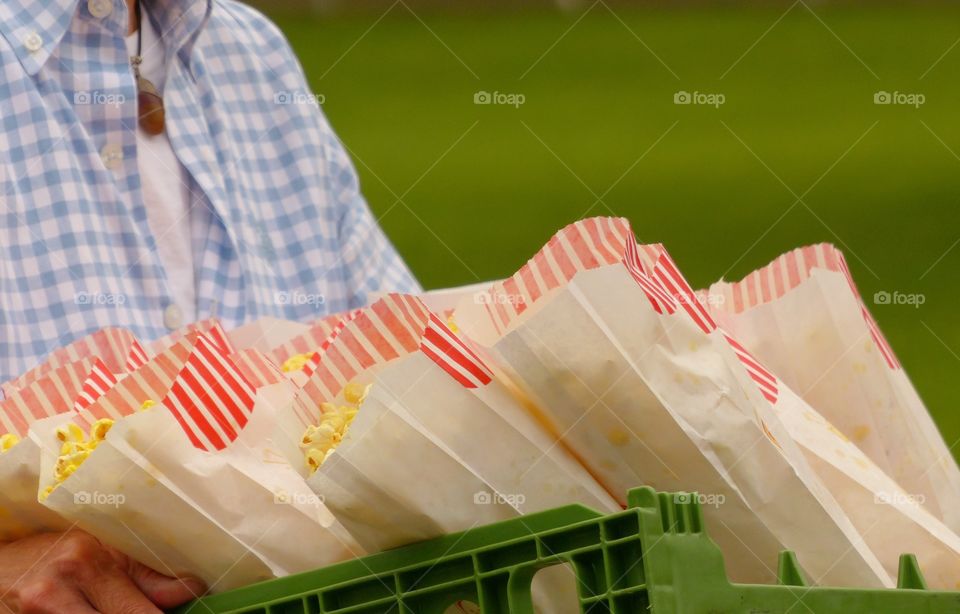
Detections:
87,0,113,19
100,143,124,170
163,304,183,330
23,31,42,53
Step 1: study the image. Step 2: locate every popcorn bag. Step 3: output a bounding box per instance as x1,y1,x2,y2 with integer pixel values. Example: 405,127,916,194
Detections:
146,317,234,356
275,294,618,552
34,411,276,592
2,327,148,396
706,245,960,534
771,386,960,588
378,281,496,316
270,294,617,613
269,309,363,385
36,333,359,592
263,297,613,614
217,347,367,569
0,357,107,540
454,217,891,587
226,316,310,355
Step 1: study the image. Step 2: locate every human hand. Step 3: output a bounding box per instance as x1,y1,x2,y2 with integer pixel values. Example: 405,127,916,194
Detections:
0,530,205,613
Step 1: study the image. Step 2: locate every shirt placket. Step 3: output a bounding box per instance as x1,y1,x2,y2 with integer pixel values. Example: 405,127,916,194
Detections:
66,2,174,337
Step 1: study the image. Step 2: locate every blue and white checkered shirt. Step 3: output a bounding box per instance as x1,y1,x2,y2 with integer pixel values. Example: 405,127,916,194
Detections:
0,0,419,381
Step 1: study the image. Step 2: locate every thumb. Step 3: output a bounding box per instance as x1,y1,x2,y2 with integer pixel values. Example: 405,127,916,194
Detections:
126,560,207,609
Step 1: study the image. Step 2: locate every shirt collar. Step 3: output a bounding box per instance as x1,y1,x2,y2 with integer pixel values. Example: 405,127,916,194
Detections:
0,0,211,76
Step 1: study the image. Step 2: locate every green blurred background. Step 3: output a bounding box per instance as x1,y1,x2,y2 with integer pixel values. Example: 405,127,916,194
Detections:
259,2,960,456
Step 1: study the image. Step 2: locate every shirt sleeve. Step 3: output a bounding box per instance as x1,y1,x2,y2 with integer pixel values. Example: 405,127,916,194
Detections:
230,1,422,309
327,135,423,308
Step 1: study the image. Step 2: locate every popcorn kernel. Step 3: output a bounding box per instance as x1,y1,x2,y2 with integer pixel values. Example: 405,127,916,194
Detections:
0,433,19,453
282,353,313,373
90,419,114,441
305,448,325,471
48,419,115,495
300,382,367,474
342,382,370,405
56,423,85,444
60,441,83,456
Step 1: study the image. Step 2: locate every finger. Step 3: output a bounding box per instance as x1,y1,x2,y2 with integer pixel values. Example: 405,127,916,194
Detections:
103,546,206,609
126,562,206,609
79,562,162,614
15,577,98,614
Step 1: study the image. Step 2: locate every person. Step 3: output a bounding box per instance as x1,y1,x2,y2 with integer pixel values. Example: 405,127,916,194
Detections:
0,0,419,610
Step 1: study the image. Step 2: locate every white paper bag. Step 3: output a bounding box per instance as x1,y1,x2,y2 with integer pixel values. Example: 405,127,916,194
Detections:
0,357,109,540
34,411,276,593
1,328,146,396
455,218,892,587
277,295,618,613
266,309,362,385
277,295,617,545
773,386,960,588
705,244,960,533
146,318,234,356
226,317,309,354
38,334,360,592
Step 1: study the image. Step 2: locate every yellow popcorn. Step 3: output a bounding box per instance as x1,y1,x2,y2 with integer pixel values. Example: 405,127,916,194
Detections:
301,423,336,449
305,448,327,472
90,418,114,441
44,420,114,498
282,353,314,373
56,450,90,475
60,441,84,456
140,399,156,411
342,382,371,406
56,423,85,444
300,382,368,474
0,433,20,453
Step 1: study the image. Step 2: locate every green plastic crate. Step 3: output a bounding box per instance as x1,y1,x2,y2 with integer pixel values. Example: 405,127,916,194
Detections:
170,487,960,613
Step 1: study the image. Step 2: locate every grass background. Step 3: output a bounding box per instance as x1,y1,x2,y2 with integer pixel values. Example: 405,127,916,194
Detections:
265,4,960,457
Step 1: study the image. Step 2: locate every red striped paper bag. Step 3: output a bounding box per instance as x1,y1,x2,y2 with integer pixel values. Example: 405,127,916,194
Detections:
385,281,495,316
279,295,611,614
283,293,618,552
270,311,355,365
41,335,360,590
769,384,960,588
266,309,364,387
146,317,234,356
225,317,309,355
71,333,198,427
33,408,275,593
219,346,366,569
2,328,146,396
637,246,955,587
0,356,106,540
454,217,892,588
705,245,960,535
